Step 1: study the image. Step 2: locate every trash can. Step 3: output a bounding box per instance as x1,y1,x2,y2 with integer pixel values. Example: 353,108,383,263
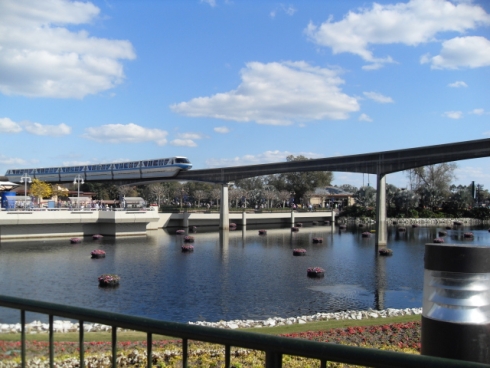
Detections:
422,243,490,363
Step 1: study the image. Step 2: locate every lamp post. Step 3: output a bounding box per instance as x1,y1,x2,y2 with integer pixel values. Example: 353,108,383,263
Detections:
73,174,84,210
20,173,32,210
180,188,184,210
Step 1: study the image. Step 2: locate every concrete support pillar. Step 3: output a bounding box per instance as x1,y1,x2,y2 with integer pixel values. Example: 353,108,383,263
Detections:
290,210,295,225
183,212,190,228
219,183,230,230
331,210,335,227
375,174,387,247
242,210,247,227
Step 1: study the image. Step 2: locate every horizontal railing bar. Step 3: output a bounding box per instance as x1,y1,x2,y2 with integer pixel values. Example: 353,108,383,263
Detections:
1,295,488,368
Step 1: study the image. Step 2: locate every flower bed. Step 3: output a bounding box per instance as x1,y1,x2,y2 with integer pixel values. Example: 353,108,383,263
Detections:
463,232,474,239
361,232,371,238
70,238,81,244
182,245,194,252
184,236,194,243
293,248,306,256
378,248,393,256
312,237,323,243
307,267,325,277
98,274,120,287
433,238,444,244
91,249,106,258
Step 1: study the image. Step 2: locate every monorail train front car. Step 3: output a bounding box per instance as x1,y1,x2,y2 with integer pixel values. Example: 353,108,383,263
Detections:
4,156,192,183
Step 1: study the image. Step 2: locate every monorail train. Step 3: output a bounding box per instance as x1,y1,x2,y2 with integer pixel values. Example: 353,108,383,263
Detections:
5,157,192,183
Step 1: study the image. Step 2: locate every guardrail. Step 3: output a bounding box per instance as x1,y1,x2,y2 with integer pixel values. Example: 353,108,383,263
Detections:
0,295,488,368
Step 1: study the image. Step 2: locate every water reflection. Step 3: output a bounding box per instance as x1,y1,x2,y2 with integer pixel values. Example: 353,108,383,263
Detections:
0,224,489,324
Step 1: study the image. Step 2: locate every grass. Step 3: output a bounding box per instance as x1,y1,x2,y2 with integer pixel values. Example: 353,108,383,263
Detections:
0,314,420,342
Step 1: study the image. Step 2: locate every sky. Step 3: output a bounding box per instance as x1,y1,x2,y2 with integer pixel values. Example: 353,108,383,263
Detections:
1,0,489,190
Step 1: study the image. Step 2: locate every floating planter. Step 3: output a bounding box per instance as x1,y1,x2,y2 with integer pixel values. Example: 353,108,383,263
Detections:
70,238,81,244
98,274,120,287
176,229,185,235
358,223,364,228
433,238,444,244
454,221,463,226
293,248,306,256
295,223,303,227
445,226,452,230
91,249,106,258
438,231,447,236
291,227,299,232
361,232,371,238
412,224,419,228
191,226,198,232
312,221,318,225
183,236,194,243
229,223,237,228
307,267,325,278
258,230,267,235
312,237,323,243
463,232,474,239
378,248,393,256
181,245,194,252
397,227,406,232
92,234,103,240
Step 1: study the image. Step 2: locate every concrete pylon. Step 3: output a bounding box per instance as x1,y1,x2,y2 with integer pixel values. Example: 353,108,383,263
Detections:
375,174,387,246
219,182,231,230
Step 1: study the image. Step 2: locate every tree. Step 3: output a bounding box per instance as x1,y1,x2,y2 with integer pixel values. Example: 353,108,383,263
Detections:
210,187,221,208
148,183,168,207
353,186,376,208
193,189,207,207
406,163,457,210
267,155,333,204
338,184,358,194
30,179,52,204
277,190,290,208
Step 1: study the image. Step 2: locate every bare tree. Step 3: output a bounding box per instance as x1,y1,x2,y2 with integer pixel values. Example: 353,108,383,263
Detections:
193,189,206,207
210,187,221,209
277,190,290,208
148,183,168,207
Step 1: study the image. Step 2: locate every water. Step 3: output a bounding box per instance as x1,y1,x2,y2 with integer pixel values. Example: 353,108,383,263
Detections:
0,223,488,324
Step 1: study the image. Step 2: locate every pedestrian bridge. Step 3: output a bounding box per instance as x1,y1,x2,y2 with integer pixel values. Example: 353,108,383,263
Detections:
2,138,490,245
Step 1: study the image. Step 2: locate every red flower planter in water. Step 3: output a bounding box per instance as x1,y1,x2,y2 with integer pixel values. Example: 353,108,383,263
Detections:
378,248,393,256
291,227,299,232
184,236,194,243
182,245,194,252
258,230,267,235
433,238,444,244
463,232,474,239
307,267,325,278
293,249,306,256
70,238,81,244
176,229,185,235
91,249,106,258
312,237,323,243
92,234,103,240
361,232,371,238
98,274,120,287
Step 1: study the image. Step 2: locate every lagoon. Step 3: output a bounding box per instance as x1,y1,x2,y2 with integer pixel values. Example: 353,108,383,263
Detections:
0,223,488,324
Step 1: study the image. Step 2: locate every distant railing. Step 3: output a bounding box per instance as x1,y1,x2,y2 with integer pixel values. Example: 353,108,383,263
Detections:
0,295,486,368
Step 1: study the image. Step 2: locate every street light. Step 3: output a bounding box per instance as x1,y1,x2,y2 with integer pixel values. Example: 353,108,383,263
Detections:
180,188,185,210
20,172,32,210
73,174,84,210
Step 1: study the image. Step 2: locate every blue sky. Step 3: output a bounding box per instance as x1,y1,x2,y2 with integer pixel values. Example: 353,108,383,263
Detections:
1,0,489,189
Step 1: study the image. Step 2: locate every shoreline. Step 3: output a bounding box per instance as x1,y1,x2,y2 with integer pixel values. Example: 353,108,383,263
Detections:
0,307,422,334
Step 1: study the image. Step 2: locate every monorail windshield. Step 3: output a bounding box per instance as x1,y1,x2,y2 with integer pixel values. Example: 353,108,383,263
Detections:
175,158,190,164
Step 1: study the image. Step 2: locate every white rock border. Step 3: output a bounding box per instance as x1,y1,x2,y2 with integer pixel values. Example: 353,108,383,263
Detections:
0,307,422,334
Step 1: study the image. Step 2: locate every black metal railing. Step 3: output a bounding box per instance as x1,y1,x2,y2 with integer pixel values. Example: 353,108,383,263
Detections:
0,295,488,368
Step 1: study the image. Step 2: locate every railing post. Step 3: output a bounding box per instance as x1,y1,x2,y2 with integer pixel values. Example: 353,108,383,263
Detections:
147,332,152,368
182,338,188,367
79,320,85,368
265,351,282,368
49,314,54,368
112,326,117,368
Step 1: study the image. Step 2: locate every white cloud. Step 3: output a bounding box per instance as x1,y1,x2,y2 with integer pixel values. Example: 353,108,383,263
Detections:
176,132,206,140
0,0,136,98
214,126,230,134
455,165,490,184
423,36,490,69
22,122,71,136
170,139,198,147
205,150,322,168
443,111,463,119
0,155,26,165
305,0,490,69
448,81,468,88
170,61,359,125
201,0,216,7
0,117,22,133
359,113,373,122
470,108,485,115
270,4,297,18
82,123,168,145
363,91,394,103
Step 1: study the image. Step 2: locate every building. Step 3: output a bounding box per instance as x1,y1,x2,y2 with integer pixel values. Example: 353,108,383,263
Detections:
309,186,355,209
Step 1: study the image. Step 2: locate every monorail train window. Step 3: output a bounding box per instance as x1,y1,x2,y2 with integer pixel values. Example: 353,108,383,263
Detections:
175,158,190,163
164,159,169,165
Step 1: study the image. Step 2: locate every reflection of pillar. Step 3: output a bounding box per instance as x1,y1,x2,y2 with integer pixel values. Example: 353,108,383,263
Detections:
219,230,229,251
331,209,335,228
183,211,190,228
374,255,386,310
375,174,387,247
220,183,230,230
